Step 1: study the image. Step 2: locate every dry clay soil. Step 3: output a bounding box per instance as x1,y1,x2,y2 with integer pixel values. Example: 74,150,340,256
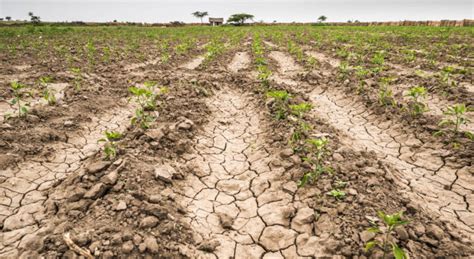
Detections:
1,43,473,258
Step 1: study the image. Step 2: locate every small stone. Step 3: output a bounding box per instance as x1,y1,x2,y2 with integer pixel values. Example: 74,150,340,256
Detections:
143,236,159,253
260,226,297,251
359,230,376,243
64,120,74,127
426,224,444,240
289,155,301,165
145,128,165,141
122,241,134,254
102,251,114,258
67,187,86,202
115,200,127,211
413,223,426,236
86,161,111,174
332,153,344,161
149,194,161,203
140,216,159,228
395,227,409,240
154,164,176,183
177,118,194,130
133,234,142,246
282,182,297,195
198,240,220,252
291,207,315,233
347,188,358,196
419,235,439,246
279,148,294,158
217,213,233,229
366,177,378,187
365,167,378,174
83,183,109,199
101,170,119,186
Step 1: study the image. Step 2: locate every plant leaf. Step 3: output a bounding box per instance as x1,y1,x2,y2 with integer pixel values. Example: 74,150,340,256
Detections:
392,243,407,259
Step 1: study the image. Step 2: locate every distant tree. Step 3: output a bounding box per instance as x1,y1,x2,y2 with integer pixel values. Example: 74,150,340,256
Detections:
113,19,117,23
355,20,360,23
0,18,4,21
227,13,254,25
318,15,327,23
5,16,12,21
28,12,41,24
192,11,209,24
347,20,353,23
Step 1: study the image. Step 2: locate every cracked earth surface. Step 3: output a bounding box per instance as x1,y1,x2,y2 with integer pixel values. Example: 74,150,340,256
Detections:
173,88,323,258
268,50,474,235
0,104,132,256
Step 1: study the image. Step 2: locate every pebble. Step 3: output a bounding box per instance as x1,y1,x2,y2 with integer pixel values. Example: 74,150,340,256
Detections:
122,241,134,254
143,236,159,253
140,216,159,228
359,230,376,243
115,200,127,211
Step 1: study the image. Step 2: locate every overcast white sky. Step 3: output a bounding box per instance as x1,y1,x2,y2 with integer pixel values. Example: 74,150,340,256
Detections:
1,0,473,23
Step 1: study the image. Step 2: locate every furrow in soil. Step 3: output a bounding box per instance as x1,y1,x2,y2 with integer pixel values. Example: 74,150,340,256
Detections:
174,87,328,258
0,104,133,257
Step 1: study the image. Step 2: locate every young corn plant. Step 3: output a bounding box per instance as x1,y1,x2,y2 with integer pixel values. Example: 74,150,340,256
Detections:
436,104,473,142
98,130,122,160
9,81,31,118
266,90,290,120
298,137,332,187
289,102,313,144
365,211,409,259
405,86,428,116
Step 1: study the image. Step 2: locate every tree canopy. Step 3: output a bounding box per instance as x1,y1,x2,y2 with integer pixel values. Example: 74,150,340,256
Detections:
192,11,209,23
318,15,327,22
227,13,254,25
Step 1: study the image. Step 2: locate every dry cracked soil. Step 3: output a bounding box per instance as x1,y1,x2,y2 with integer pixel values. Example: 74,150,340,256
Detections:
0,38,473,259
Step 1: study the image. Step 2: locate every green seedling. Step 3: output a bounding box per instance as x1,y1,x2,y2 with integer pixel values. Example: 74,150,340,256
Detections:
436,103,473,142
406,86,428,116
9,81,31,118
98,130,122,160
327,189,346,200
128,82,167,129
439,66,457,87
289,102,313,143
378,77,396,107
365,211,409,259
70,67,82,90
42,88,56,105
298,137,332,187
266,90,290,120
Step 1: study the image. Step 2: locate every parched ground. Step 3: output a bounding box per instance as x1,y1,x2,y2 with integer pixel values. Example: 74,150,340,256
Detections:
0,25,473,258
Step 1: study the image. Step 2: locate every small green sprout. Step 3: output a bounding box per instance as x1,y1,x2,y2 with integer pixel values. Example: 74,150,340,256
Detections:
365,211,409,259
327,189,346,200
436,104,473,143
9,81,31,118
42,89,56,105
98,130,122,160
406,86,428,116
266,90,290,120
298,137,332,187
